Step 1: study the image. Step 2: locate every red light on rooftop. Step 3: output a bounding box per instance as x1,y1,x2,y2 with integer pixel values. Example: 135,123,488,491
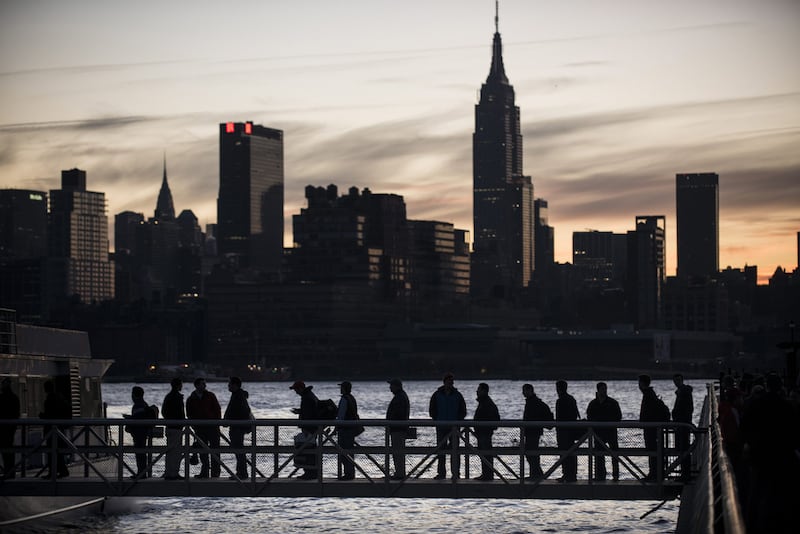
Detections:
225,122,235,133
244,122,252,135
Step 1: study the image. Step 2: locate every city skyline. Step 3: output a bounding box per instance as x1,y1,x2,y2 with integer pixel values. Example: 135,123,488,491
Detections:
1,1,798,282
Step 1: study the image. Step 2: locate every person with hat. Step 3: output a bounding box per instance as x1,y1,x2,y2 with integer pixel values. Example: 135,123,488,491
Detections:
428,372,467,480
335,381,360,480
386,378,410,480
290,380,319,479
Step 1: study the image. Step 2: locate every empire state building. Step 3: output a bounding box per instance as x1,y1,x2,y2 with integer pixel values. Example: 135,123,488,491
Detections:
472,4,534,300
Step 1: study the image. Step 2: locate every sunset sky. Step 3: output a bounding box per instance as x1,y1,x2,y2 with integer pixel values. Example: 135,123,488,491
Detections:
1,0,798,282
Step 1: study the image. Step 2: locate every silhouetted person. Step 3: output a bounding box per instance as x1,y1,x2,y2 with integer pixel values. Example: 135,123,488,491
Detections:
386,378,410,480
473,382,500,480
671,374,693,481
586,382,622,481
39,380,70,478
522,383,553,480
186,378,221,478
224,376,252,479
638,374,669,481
161,377,185,480
124,386,152,478
555,380,579,482
740,373,799,533
0,378,20,479
429,372,467,480
290,380,319,479
336,381,359,480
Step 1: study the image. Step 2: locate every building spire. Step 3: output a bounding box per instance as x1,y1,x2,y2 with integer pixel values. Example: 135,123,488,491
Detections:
155,152,175,220
487,1,508,84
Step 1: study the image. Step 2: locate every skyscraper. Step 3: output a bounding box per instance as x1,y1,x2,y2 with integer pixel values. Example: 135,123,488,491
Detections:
627,215,666,328
48,169,114,304
676,172,719,279
472,5,534,300
218,121,284,276
0,189,48,261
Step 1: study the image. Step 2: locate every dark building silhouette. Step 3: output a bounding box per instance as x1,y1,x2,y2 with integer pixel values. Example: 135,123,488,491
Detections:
676,172,718,279
0,189,48,322
407,220,470,310
627,216,666,329
217,122,284,277
572,230,627,288
155,155,176,221
663,276,729,332
533,198,554,282
472,7,534,300
48,169,114,305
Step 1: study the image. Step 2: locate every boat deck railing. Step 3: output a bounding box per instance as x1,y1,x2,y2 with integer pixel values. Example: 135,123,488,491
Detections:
1,418,700,499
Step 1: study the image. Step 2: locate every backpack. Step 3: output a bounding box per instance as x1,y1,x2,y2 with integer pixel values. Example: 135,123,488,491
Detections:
145,404,159,419
316,399,337,420
655,396,670,422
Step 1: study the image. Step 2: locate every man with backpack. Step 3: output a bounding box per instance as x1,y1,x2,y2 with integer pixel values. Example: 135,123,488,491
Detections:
290,381,320,479
125,386,157,479
638,374,670,481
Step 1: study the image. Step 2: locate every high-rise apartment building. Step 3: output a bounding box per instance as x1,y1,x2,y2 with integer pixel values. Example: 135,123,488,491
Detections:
627,216,666,328
572,230,627,288
0,189,48,261
48,168,114,304
676,172,718,279
472,7,534,300
218,121,284,276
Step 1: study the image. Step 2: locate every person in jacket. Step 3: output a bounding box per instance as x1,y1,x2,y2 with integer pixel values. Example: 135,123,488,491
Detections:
161,377,185,480
125,386,152,478
555,380,579,482
0,378,21,479
522,383,553,480
586,382,622,481
638,374,667,481
335,381,360,480
186,377,221,478
473,382,500,481
39,380,70,478
290,380,319,479
428,372,467,480
386,378,410,480
224,376,252,479
671,374,693,481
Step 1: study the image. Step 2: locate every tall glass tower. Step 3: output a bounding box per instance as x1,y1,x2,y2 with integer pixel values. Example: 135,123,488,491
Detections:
472,3,533,300
218,121,284,276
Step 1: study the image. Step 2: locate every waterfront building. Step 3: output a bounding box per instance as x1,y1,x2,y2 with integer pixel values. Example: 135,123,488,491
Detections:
217,121,284,277
676,172,719,280
626,215,666,329
472,7,534,300
572,230,627,289
663,276,729,332
48,168,114,305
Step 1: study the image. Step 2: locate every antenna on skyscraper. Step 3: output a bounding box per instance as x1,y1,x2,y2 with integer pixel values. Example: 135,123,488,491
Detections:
495,0,499,33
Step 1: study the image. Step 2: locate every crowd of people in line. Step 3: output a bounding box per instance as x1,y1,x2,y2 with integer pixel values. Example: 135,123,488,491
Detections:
716,371,800,533
0,373,706,484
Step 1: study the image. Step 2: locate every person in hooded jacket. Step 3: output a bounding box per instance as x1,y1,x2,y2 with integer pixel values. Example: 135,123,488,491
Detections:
671,374,694,481
429,372,467,480
186,378,221,478
224,376,252,479
522,383,553,480
473,382,500,480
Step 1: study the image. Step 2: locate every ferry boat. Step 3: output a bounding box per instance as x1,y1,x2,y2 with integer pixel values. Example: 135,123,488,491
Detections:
0,308,114,528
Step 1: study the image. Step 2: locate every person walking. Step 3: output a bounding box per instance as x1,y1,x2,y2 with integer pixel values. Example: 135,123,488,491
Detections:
335,381,360,480
671,374,693,481
186,378,222,479
638,374,669,481
473,382,500,481
522,383,553,480
224,376,252,479
555,380,579,482
428,372,467,480
386,378,410,480
0,378,21,479
39,380,70,478
125,386,153,478
290,380,320,480
586,382,622,481
161,377,185,480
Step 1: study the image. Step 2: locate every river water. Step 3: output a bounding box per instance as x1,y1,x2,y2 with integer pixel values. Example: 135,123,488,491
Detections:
54,379,706,533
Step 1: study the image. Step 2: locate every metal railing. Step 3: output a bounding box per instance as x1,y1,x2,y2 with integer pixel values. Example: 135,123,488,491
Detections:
1,418,700,497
